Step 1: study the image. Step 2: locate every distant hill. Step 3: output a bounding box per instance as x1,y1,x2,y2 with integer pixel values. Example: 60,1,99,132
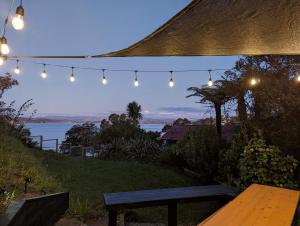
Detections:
21,116,174,124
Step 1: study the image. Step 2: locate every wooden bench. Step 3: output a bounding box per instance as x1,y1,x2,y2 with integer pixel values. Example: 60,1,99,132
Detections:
104,185,239,226
198,184,300,226
0,192,69,226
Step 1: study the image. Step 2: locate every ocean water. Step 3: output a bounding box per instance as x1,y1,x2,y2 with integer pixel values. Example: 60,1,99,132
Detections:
25,123,164,149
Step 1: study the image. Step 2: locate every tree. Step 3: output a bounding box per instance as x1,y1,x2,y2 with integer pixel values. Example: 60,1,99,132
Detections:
221,68,248,122
0,73,35,138
187,84,230,141
63,122,98,146
126,101,143,125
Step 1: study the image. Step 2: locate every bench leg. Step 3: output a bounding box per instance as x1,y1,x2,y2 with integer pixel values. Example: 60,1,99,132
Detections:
108,211,117,226
168,203,177,226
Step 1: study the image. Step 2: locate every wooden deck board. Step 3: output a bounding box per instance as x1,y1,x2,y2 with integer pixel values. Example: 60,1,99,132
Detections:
198,184,299,226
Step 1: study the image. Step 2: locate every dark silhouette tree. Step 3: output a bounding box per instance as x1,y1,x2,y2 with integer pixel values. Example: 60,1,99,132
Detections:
187,84,230,141
126,101,143,125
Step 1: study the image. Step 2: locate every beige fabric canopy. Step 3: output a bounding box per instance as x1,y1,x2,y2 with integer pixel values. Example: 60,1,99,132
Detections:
95,0,300,57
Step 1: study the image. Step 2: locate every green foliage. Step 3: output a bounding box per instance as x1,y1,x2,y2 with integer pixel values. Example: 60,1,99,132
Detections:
218,127,249,185
239,135,298,188
68,195,91,220
63,122,98,147
126,101,143,125
3,190,16,206
97,113,144,145
124,137,161,161
173,126,221,183
0,135,61,212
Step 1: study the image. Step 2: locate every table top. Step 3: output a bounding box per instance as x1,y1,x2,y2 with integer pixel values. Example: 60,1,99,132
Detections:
104,185,239,210
198,184,300,226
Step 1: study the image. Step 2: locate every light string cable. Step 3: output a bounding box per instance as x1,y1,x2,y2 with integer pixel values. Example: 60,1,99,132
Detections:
5,58,230,74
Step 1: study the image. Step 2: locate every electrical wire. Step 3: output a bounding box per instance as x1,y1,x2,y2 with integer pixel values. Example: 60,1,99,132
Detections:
6,58,230,74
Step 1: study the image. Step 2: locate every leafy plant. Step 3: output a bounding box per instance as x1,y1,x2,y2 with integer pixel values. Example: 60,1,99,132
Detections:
4,190,16,206
125,137,161,161
173,126,221,183
239,135,298,188
68,195,91,220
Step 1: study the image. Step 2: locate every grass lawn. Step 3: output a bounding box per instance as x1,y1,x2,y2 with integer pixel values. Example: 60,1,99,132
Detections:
0,135,221,225
39,152,221,224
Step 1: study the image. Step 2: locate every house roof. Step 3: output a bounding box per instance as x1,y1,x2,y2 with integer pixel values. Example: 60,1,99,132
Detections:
161,125,201,141
95,0,300,57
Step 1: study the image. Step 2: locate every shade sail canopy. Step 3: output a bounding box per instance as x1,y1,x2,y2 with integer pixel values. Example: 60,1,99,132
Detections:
95,0,300,57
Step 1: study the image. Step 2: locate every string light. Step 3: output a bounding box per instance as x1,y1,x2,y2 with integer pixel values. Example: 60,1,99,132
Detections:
101,69,107,85
296,72,300,82
134,70,139,87
69,67,75,82
168,71,174,87
14,60,21,74
12,1,25,30
0,56,5,66
0,36,10,55
40,64,47,78
207,70,213,87
250,78,258,86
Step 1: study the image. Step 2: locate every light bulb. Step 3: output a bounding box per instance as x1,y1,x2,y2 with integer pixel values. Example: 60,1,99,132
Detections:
169,78,174,87
0,57,4,66
250,78,257,86
12,5,25,30
207,79,213,87
41,70,47,78
14,66,21,74
0,37,9,55
134,78,139,87
70,74,75,82
12,15,24,30
102,76,107,85
297,74,300,82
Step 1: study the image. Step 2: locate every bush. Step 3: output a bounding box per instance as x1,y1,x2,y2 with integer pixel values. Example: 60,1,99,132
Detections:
173,126,221,184
239,136,298,188
218,128,249,186
125,137,161,161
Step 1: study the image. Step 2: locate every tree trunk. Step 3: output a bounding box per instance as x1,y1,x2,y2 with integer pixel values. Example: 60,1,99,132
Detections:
215,103,222,141
237,92,247,122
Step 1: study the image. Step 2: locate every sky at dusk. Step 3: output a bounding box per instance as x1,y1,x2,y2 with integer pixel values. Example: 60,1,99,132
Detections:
0,0,238,119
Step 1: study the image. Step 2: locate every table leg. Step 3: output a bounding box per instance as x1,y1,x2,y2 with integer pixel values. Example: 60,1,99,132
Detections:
108,211,117,226
168,203,177,226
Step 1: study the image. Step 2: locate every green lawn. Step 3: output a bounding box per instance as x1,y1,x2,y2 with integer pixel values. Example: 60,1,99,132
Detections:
0,135,221,224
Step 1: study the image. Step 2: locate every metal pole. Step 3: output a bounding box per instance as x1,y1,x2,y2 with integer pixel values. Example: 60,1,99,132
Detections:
40,136,43,150
56,139,58,153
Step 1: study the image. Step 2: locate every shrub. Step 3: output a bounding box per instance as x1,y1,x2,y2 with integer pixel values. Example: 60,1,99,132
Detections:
239,136,298,188
173,126,221,184
125,137,161,161
218,128,249,186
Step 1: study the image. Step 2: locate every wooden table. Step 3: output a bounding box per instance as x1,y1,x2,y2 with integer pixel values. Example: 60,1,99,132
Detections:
104,185,239,226
198,184,300,226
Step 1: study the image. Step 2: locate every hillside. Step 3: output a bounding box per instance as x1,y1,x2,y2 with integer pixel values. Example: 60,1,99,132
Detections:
0,135,217,225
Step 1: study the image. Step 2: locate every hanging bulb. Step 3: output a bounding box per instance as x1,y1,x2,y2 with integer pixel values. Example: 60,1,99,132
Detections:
0,56,4,66
168,71,174,87
69,67,75,82
14,60,21,74
250,78,257,86
134,78,139,87
0,37,10,55
134,70,139,87
12,4,25,30
14,66,20,74
207,70,213,87
101,69,107,85
40,64,47,78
